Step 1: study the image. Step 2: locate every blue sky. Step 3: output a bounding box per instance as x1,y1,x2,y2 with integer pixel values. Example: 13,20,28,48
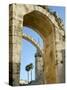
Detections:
20,6,65,82
49,6,65,24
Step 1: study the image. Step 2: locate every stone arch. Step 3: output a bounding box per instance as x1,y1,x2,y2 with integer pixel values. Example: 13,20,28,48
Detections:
23,10,56,84
22,33,43,54
9,4,65,86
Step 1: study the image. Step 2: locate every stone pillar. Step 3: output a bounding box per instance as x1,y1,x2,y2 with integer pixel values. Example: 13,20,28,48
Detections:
56,51,65,83
9,4,23,86
44,31,56,83
55,27,65,83
35,49,44,84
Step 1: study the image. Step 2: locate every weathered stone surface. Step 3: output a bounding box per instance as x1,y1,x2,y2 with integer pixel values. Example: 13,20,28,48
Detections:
35,49,44,84
9,4,65,86
9,62,20,86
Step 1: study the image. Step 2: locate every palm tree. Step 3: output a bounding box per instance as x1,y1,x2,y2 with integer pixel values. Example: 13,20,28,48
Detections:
29,63,33,81
25,63,33,83
25,64,30,83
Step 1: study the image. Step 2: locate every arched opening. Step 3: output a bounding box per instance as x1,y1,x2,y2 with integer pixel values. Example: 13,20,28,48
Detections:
20,26,44,85
23,10,56,84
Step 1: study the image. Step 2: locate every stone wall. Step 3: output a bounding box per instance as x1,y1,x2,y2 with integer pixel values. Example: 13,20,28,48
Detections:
55,27,65,83
9,4,23,86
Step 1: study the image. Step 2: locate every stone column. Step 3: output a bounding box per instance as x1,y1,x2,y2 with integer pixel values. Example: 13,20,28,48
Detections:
44,30,56,84
55,27,65,83
35,49,44,84
9,4,23,86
